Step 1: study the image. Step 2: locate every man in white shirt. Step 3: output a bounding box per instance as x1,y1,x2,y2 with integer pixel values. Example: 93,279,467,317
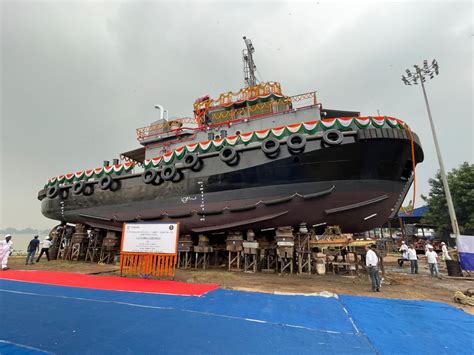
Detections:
398,241,409,267
424,241,433,255
426,246,439,277
0,234,13,270
36,236,52,262
365,244,381,292
407,244,418,274
441,242,452,261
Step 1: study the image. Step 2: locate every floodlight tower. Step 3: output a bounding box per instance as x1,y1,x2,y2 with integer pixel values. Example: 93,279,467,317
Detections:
242,36,258,87
402,60,461,238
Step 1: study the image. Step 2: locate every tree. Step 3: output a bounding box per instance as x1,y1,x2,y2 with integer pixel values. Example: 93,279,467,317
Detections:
421,162,474,236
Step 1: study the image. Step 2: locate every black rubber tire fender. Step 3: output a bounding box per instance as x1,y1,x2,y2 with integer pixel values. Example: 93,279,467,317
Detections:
161,165,177,181
322,129,344,146
183,153,202,171
171,171,182,183
72,181,86,195
60,187,69,200
142,169,158,184
46,185,60,199
83,184,94,196
219,146,239,165
261,137,280,157
98,175,113,190
287,133,306,153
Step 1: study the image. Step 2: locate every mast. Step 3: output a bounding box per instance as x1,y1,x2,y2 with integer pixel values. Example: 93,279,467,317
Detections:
242,36,258,87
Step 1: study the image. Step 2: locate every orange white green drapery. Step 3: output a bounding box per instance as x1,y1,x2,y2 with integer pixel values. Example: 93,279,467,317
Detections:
46,162,135,187
45,116,407,186
143,116,405,169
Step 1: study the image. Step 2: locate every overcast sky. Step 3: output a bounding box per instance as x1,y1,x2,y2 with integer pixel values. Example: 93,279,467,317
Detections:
1,1,472,230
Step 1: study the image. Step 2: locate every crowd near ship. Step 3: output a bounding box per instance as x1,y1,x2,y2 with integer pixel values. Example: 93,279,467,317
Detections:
38,37,424,241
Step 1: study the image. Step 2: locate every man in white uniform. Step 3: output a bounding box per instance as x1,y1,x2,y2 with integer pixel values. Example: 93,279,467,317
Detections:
424,241,433,255
366,244,381,292
0,234,13,270
426,246,439,277
398,241,409,267
36,236,52,262
407,244,418,274
441,242,452,261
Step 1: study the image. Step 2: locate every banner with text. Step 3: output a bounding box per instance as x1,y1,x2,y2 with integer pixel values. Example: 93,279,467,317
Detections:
120,222,179,278
122,222,178,254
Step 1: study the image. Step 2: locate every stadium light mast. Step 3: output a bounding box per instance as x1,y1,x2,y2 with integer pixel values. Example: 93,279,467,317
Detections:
402,60,460,238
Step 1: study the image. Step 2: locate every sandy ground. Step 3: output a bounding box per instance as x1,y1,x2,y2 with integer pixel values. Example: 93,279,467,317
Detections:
5,255,473,315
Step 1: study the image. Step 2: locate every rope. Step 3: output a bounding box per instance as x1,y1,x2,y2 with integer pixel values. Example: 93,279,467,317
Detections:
453,290,474,306
401,124,417,217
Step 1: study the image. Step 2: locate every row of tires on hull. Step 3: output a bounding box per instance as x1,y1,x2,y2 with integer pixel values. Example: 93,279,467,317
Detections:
45,130,344,197
263,129,343,157
142,130,344,185
46,175,118,199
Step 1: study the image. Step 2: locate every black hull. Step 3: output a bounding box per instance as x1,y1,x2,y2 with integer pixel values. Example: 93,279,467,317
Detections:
39,128,423,233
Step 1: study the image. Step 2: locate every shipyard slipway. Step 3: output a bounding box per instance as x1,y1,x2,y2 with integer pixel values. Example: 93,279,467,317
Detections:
38,38,423,236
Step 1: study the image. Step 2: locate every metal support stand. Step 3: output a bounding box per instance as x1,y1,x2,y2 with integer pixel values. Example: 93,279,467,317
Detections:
85,229,103,263
244,252,258,273
98,231,120,264
243,239,259,273
194,252,210,269
260,246,277,273
278,256,294,274
70,243,82,261
178,251,193,269
99,250,115,264
276,226,294,274
226,232,244,271
178,235,193,269
296,232,311,275
228,251,242,271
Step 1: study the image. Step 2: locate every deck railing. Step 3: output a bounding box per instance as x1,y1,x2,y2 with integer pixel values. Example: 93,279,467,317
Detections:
136,92,317,142
136,117,197,142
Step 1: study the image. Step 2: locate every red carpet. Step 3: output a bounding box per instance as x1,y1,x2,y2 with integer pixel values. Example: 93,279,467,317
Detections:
0,270,218,296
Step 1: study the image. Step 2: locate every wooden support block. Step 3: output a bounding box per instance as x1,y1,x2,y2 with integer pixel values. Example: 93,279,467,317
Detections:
228,251,242,270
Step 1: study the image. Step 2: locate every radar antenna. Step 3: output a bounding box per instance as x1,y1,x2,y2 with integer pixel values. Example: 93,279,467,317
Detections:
242,36,258,87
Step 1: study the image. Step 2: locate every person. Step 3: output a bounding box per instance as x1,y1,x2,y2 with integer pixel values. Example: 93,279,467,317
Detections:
398,241,409,267
341,247,348,262
407,244,418,274
441,242,452,261
424,241,433,255
0,234,13,270
366,244,381,292
36,236,52,262
426,246,439,277
25,235,40,265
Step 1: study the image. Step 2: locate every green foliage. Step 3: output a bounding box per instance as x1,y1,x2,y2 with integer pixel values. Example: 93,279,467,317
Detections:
421,162,474,235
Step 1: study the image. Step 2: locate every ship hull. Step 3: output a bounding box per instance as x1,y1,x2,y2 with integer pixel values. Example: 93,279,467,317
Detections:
39,128,423,233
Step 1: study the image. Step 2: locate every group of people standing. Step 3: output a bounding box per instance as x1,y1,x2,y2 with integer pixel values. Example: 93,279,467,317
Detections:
26,235,52,265
364,240,452,292
0,234,52,270
398,240,451,277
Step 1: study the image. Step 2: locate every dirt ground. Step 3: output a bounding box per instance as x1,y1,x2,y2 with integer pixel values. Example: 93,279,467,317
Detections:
6,255,473,315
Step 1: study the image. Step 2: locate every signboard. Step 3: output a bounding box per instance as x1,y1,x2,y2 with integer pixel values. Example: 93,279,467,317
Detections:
120,222,179,278
121,222,178,254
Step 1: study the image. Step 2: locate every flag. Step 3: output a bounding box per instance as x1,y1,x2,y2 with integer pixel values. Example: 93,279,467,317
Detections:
457,235,474,271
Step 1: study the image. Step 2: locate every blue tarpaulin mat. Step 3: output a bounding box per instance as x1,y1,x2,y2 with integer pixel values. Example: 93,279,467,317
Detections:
0,279,472,354
339,295,474,354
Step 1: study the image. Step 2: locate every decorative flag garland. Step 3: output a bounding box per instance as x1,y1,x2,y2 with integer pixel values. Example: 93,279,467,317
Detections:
143,116,405,169
45,116,406,185
46,162,135,187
